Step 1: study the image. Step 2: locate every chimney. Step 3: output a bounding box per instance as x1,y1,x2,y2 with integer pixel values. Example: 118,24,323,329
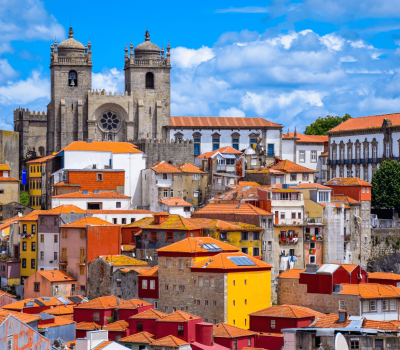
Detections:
153,213,168,224
195,322,213,346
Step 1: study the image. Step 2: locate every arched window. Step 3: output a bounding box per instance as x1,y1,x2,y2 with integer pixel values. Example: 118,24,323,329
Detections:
231,133,240,150
174,132,183,142
68,70,77,87
212,133,220,151
146,72,154,89
193,132,202,156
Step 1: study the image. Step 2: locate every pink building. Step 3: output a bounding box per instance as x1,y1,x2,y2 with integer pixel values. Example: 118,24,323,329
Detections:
0,290,16,307
24,270,77,299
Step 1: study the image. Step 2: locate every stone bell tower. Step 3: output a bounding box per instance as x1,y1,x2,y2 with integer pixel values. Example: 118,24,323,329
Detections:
47,27,92,154
124,30,171,139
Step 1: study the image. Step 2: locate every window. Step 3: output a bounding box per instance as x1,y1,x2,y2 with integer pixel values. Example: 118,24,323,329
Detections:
22,259,26,268
204,299,209,306
299,151,305,163
41,218,44,225
31,242,36,252
31,259,35,269
146,72,154,89
194,137,201,156
280,212,285,219
62,230,67,238
22,224,27,233
177,325,184,336
93,312,100,322
290,173,297,181
390,299,397,311
302,173,309,181
39,234,44,243
80,230,85,239
311,151,317,162
314,337,321,348
350,340,359,349
32,225,36,234
268,241,272,251
247,338,251,346
241,232,248,240
97,173,103,181
267,319,277,331
165,284,169,290
232,138,239,150
212,135,220,151
386,143,390,157
142,279,148,289
54,252,58,260
163,189,168,198
210,277,215,287
166,231,174,242
7,336,13,350
198,276,204,287
116,202,121,208
292,212,296,219
150,231,157,242
241,247,248,254
40,251,44,260
375,339,383,350
339,300,345,310
233,340,238,350
179,259,183,270
22,242,27,251
68,70,77,87
244,299,247,305
166,259,172,269
137,321,143,332
318,191,329,202
80,266,85,275
253,232,260,240
113,218,117,224
121,218,126,225
309,255,316,264
150,280,155,289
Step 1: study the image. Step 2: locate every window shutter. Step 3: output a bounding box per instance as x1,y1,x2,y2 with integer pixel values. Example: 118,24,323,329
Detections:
390,299,397,311
382,300,388,311
370,300,377,312
362,301,369,313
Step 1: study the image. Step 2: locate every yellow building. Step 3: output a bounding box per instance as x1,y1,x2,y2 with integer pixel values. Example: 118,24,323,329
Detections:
18,210,42,283
157,237,272,329
0,164,20,205
189,218,263,257
27,159,44,209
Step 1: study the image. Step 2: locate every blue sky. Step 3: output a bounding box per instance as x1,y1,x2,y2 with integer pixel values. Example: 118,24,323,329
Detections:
2,0,400,132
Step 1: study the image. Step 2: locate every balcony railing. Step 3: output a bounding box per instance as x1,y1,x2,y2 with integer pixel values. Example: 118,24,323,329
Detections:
279,233,299,244
306,217,322,224
275,218,304,226
155,179,173,187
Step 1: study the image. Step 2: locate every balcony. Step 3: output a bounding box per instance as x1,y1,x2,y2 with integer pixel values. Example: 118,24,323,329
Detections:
275,218,304,226
306,217,322,224
305,234,324,242
279,232,299,244
344,234,351,243
155,179,173,187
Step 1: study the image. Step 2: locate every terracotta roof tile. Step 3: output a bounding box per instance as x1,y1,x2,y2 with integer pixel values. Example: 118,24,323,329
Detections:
310,313,349,328
60,217,119,228
74,296,123,310
117,299,152,310
26,154,55,164
269,159,317,173
339,283,400,298
121,244,135,251
122,216,154,228
60,141,142,154
369,272,400,281
119,267,154,274
0,215,19,231
188,218,262,232
36,270,76,282
332,195,360,205
87,209,156,214
75,321,101,330
0,164,11,170
130,308,167,320
158,310,201,322
3,296,79,310
282,132,328,143
0,309,41,323
139,265,158,277
328,113,400,133
249,305,324,319
42,305,74,316
100,255,148,266
102,320,129,331
170,116,281,128
150,335,188,347
277,268,303,279
38,316,75,329
177,163,205,173
195,146,243,159
191,252,272,270
16,210,46,222
214,184,260,202
325,177,372,187
52,190,130,199
93,341,113,350
119,331,155,343
159,198,193,207
213,323,255,338
40,205,86,215
149,161,181,173
125,214,201,231
157,237,239,254
0,177,20,182
194,203,272,216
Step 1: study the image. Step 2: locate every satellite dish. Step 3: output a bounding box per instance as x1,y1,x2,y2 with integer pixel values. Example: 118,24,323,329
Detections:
132,252,135,257
335,333,349,350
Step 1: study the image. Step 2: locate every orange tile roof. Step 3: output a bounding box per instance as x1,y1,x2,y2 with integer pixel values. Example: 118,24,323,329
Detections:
40,205,86,215
188,218,262,232
93,341,113,350
122,216,154,228
194,203,273,216
52,190,130,199
122,244,135,251
75,321,101,330
158,310,201,322
325,177,372,187
16,210,46,222
42,305,74,316
369,272,400,281
0,215,19,231
66,341,76,350
0,164,11,170
67,170,125,191
0,309,41,323
157,237,239,254
191,252,272,271
88,209,156,214
339,283,400,299
177,163,205,173
3,296,68,310
38,316,75,329
310,313,349,329
26,154,55,164
0,291,16,299
150,335,188,347
282,132,328,143
331,195,360,205
119,266,154,275
60,217,119,228
0,177,20,182
102,320,129,332
238,181,260,186
60,141,142,154
363,319,400,331
269,159,317,173
195,146,242,159
127,214,201,231
130,308,167,320
149,161,181,173
159,198,193,207
249,305,324,319
277,269,303,279
139,265,158,277
74,296,123,310
213,323,255,338
117,299,152,310
100,255,148,266
36,270,76,282
331,264,358,273
119,331,155,343
328,113,400,133
53,182,78,188
214,184,260,201
170,116,281,128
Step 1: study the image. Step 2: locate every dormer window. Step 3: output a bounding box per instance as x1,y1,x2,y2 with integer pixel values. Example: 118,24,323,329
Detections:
146,72,154,89
68,71,77,87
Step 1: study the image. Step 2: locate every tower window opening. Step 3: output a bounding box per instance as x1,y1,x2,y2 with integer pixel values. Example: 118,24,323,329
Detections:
146,72,154,89
68,71,77,87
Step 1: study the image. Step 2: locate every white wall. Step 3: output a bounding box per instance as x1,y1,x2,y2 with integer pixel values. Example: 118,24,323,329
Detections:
90,212,153,224
296,144,325,171
282,139,295,162
360,299,399,321
51,197,131,210
63,151,112,169
38,232,59,270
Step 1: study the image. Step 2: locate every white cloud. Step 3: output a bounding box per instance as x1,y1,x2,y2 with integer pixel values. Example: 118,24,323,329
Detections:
171,46,215,69
219,107,245,118
216,6,268,13
92,68,125,92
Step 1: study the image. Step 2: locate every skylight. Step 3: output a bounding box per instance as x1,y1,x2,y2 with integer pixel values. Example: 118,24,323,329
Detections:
200,243,222,251
228,256,257,266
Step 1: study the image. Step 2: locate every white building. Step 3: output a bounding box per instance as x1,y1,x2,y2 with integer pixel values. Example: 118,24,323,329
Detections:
51,191,131,210
54,141,146,206
269,159,318,185
158,198,193,218
87,209,155,225
282,130,328,183
327,113,400,182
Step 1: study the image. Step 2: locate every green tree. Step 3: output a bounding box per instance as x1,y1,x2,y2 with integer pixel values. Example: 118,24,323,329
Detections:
304,114,351,135
371,159,400,212
20,191,29,206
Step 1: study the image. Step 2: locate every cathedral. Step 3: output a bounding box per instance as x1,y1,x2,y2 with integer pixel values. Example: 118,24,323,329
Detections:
14,27,282,162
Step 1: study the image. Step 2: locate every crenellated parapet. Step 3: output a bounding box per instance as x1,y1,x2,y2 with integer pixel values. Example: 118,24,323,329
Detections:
14,108,47,122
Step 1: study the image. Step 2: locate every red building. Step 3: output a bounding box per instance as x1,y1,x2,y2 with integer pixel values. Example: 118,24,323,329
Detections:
213,323,256,350
368,272,400,287
325,177,372,202
129,308,167,335
255,333,284,350
138,266,159,301
102,320,130,341
116,299,154,322
73,296,122,326
249,305,324,333
156,310,203,342
190,322,231,350
75,322,101,339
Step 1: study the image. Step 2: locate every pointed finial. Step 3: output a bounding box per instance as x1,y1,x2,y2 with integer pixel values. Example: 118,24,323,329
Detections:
125,43,128,54
68,27,74,39
161,44,164,57
54,37,57,46
50,41,54,53
88,38,91,51
145,30,150,41
167,40,170,51
130,40,133,50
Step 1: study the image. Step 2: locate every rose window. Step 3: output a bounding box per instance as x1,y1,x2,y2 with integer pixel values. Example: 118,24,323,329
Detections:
100,112,120,130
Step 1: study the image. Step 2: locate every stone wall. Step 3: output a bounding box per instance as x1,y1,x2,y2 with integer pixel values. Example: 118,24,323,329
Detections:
111,268,140,300
243,172,271,186
133,139,194,167
158,256,227,323
0,130,20,179
1,202,34,221
277,277,360,315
